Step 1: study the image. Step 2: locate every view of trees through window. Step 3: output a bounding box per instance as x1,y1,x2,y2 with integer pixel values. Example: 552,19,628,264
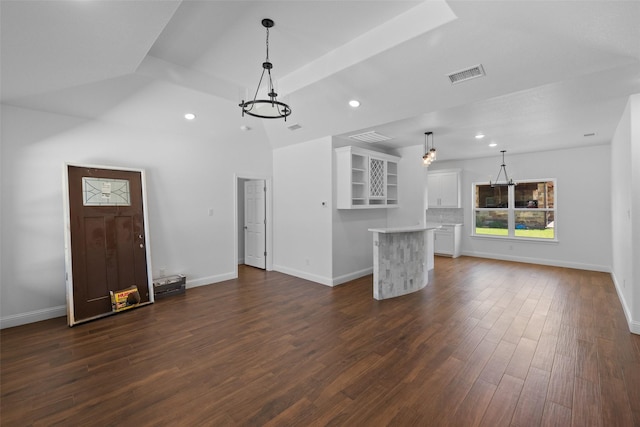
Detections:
474,180,555,239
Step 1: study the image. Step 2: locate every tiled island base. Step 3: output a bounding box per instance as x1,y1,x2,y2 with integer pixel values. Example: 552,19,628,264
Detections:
369,226,437,300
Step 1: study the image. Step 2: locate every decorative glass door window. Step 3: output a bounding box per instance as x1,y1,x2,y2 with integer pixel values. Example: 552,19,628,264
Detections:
369,158,385,198
82,177,131,206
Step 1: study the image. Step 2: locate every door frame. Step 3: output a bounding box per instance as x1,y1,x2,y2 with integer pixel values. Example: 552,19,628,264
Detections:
243,179,267,269
234,173,273,276
62,162,154,326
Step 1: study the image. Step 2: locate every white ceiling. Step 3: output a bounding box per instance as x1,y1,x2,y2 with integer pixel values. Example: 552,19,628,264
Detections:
2,0,639,160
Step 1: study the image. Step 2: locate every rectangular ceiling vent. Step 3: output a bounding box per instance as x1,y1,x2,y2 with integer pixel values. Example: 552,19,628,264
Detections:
448,64,486,85
287,123,302,131
348,131,392,143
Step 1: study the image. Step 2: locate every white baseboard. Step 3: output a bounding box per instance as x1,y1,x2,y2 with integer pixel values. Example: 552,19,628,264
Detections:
1,305,66,329
186,272,237,288
461,251,611,273
610,272,640,335
331,267,373,286
272,265,372,287
272,264,334,287
1,272,236,329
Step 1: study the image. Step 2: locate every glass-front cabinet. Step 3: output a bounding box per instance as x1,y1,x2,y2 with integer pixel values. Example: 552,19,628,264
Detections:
335,146,400,209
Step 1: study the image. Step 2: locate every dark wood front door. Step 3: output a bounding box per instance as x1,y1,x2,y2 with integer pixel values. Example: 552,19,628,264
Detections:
67,166,150,323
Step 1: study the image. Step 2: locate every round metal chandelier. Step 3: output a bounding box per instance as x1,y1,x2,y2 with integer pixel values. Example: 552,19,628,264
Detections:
239,18,292,121
490,150,516,187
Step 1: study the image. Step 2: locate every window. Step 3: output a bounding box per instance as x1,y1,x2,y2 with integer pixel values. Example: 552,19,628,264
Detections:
473,179,556,240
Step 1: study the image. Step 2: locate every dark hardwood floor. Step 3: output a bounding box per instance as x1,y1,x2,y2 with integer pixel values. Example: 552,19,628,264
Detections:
2,256,639,426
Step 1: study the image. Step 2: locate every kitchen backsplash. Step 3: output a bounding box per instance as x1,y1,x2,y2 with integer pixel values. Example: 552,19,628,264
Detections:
426,207,464,224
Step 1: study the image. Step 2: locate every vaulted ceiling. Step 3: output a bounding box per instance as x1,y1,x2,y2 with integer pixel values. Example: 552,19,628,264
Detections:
2,1,639,160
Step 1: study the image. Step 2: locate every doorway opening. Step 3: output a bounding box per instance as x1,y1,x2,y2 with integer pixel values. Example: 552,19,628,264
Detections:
235,174,273,277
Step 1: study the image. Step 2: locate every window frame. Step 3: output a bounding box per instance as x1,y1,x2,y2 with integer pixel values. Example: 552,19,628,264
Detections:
471,178,558,242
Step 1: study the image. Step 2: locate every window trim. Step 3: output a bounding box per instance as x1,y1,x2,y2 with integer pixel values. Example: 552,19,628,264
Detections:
471,178,558,242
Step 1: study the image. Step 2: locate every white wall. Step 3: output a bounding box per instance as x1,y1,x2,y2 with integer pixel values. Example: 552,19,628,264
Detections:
4,102,633,330
387,145,428,228
330,143,427,284
331,139,394,284
332,208,386,284
273,137,333,285
633,95,640,335
611,94,640,334
0,104,273,328
428,144,612,272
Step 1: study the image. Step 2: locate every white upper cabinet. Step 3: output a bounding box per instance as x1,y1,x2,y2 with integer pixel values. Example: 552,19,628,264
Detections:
336,146,400,209
427,169,461,208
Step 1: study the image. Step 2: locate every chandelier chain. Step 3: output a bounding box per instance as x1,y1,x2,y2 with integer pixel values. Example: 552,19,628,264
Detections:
265,27,270,62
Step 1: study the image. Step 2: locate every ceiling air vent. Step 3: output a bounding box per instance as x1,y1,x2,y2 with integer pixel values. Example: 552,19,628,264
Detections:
287,123,302,131
448,64,486,85
348,131,392,143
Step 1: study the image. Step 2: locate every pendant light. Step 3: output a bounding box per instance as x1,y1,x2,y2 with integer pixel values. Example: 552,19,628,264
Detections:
239,18,292,121
422,132,437,166
490,150,516,187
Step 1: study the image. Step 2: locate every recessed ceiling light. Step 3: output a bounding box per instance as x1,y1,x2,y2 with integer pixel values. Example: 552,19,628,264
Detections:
475,134,485,139
489,143,497,147
184,113,196,120
349,100,360,108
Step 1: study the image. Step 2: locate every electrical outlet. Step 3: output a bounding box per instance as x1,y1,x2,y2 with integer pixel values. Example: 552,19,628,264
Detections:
159,267,166,277
305,258,310,266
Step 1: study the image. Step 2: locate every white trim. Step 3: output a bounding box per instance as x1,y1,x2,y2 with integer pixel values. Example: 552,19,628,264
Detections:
273,264,334,287
62,164,74,324
611,271,640,335
0,306,66,329
334,145,400,163
259,265,371,288
140,168,155,305
427,168,462,175
471,178,557,241
185,272,237,289
234,173,274,278
62,163,154,326
461,251,610,273
470,235,559,244
331,267,373,286
0,271,236,329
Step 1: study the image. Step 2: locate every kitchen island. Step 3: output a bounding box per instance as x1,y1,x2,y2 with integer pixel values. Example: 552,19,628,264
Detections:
368,225,441,300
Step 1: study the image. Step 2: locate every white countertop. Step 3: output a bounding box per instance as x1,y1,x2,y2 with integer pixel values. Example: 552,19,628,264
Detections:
369,224,442,234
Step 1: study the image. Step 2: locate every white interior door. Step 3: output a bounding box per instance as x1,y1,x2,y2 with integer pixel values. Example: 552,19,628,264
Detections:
244,180,266,269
